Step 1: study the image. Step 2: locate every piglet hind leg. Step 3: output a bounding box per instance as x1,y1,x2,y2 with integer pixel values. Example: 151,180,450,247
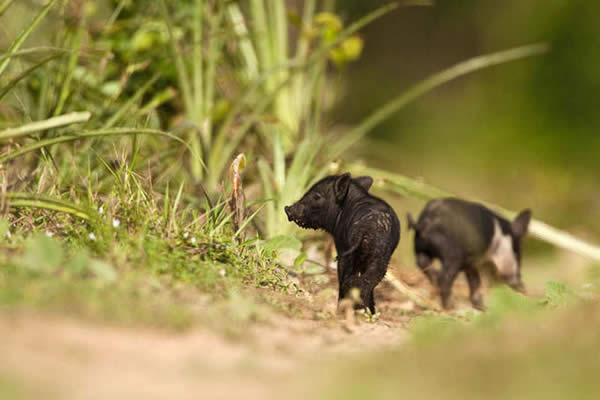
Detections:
416,252,439,287
338,273,361,303
358,256,390,315
465,266,485,311
438,257,462,310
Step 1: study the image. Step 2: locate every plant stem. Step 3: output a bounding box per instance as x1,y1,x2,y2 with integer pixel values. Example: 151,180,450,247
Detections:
332,43,550,159
0,112,92,141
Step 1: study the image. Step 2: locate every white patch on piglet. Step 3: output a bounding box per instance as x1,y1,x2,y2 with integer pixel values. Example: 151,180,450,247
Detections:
486,219,517,278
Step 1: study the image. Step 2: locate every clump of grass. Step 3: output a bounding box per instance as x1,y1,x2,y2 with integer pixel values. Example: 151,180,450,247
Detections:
408,280,589,347
0,0,305,330
0,174,294,329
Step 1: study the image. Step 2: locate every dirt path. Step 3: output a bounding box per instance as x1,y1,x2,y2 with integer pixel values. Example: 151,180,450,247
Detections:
0,303,410,400
2,254,570,400
0,261,473,399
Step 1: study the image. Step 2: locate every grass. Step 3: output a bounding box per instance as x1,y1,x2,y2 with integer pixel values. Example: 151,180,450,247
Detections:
0,181,294,330
0,375,57,400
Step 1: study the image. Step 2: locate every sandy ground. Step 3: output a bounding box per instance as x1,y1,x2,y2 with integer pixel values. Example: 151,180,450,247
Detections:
0,263,417,400
0,251,591,400
0,305,409,399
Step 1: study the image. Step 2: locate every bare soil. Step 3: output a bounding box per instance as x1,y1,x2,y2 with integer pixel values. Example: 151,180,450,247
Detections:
1,253,583,400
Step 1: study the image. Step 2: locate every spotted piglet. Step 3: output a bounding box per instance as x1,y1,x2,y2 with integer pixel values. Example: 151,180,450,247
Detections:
408,198,531,310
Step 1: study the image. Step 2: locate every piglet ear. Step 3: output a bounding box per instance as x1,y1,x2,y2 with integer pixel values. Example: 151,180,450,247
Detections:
334,173,352,203
353,176,373,192
512,209,532,239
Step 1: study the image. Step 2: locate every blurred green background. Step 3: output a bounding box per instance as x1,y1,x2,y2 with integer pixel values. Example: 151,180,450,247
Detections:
3,0,599,231
336,0,600,238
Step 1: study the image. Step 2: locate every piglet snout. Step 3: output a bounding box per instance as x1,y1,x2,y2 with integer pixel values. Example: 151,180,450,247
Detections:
284,205,293,221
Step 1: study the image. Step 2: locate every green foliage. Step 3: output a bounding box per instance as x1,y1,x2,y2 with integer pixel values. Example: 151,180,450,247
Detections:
17,234,65,274
544,280,577,307
485,286,541,315
0,185,292,328
263,234,303,254
293,252,309,269
410,312,462,345
410,281,584,346
315,12,364,66
0,218,9,240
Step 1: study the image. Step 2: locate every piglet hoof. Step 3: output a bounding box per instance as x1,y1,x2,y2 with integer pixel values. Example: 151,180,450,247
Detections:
441,298,455,311
471,299,486,312
470,292,486,311
337,298,357,331
337,298,353,316
429,286,441,297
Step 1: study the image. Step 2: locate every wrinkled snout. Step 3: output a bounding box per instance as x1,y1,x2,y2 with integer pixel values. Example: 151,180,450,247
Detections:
284,205,292,220
284,203,310,228
284,204,299,222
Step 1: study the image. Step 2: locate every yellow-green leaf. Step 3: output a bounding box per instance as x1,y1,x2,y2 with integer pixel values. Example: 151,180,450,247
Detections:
314,12,343,32
342,36,364,61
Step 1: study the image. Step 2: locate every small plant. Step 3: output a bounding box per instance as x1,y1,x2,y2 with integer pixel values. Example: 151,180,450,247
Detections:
362,308,381,324
543,280,578,307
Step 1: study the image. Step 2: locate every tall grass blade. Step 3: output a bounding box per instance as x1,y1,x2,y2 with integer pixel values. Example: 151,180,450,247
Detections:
0,0,16,17
0,128,201,164
102,73,160,129
54,18,86,116
332,43,550,158
135,87,176,117
0,47,75,63
163,182,170,228
249,0,271,76
226,3,258,80
0,112,92,142
203,1,225,142
168,182,185,234
257,159,275,237
209,210,234,236
0,54,60,101
6,192,94,220
292,0,316,121
272,129,285,190
234,203,266,239
159,0,194,114
193,0,204,125
207,77,287,190
268,0,293,130
0,0,58,78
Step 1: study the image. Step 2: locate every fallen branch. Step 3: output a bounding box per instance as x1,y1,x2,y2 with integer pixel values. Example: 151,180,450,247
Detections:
348,163,600,262
385,271,441,311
